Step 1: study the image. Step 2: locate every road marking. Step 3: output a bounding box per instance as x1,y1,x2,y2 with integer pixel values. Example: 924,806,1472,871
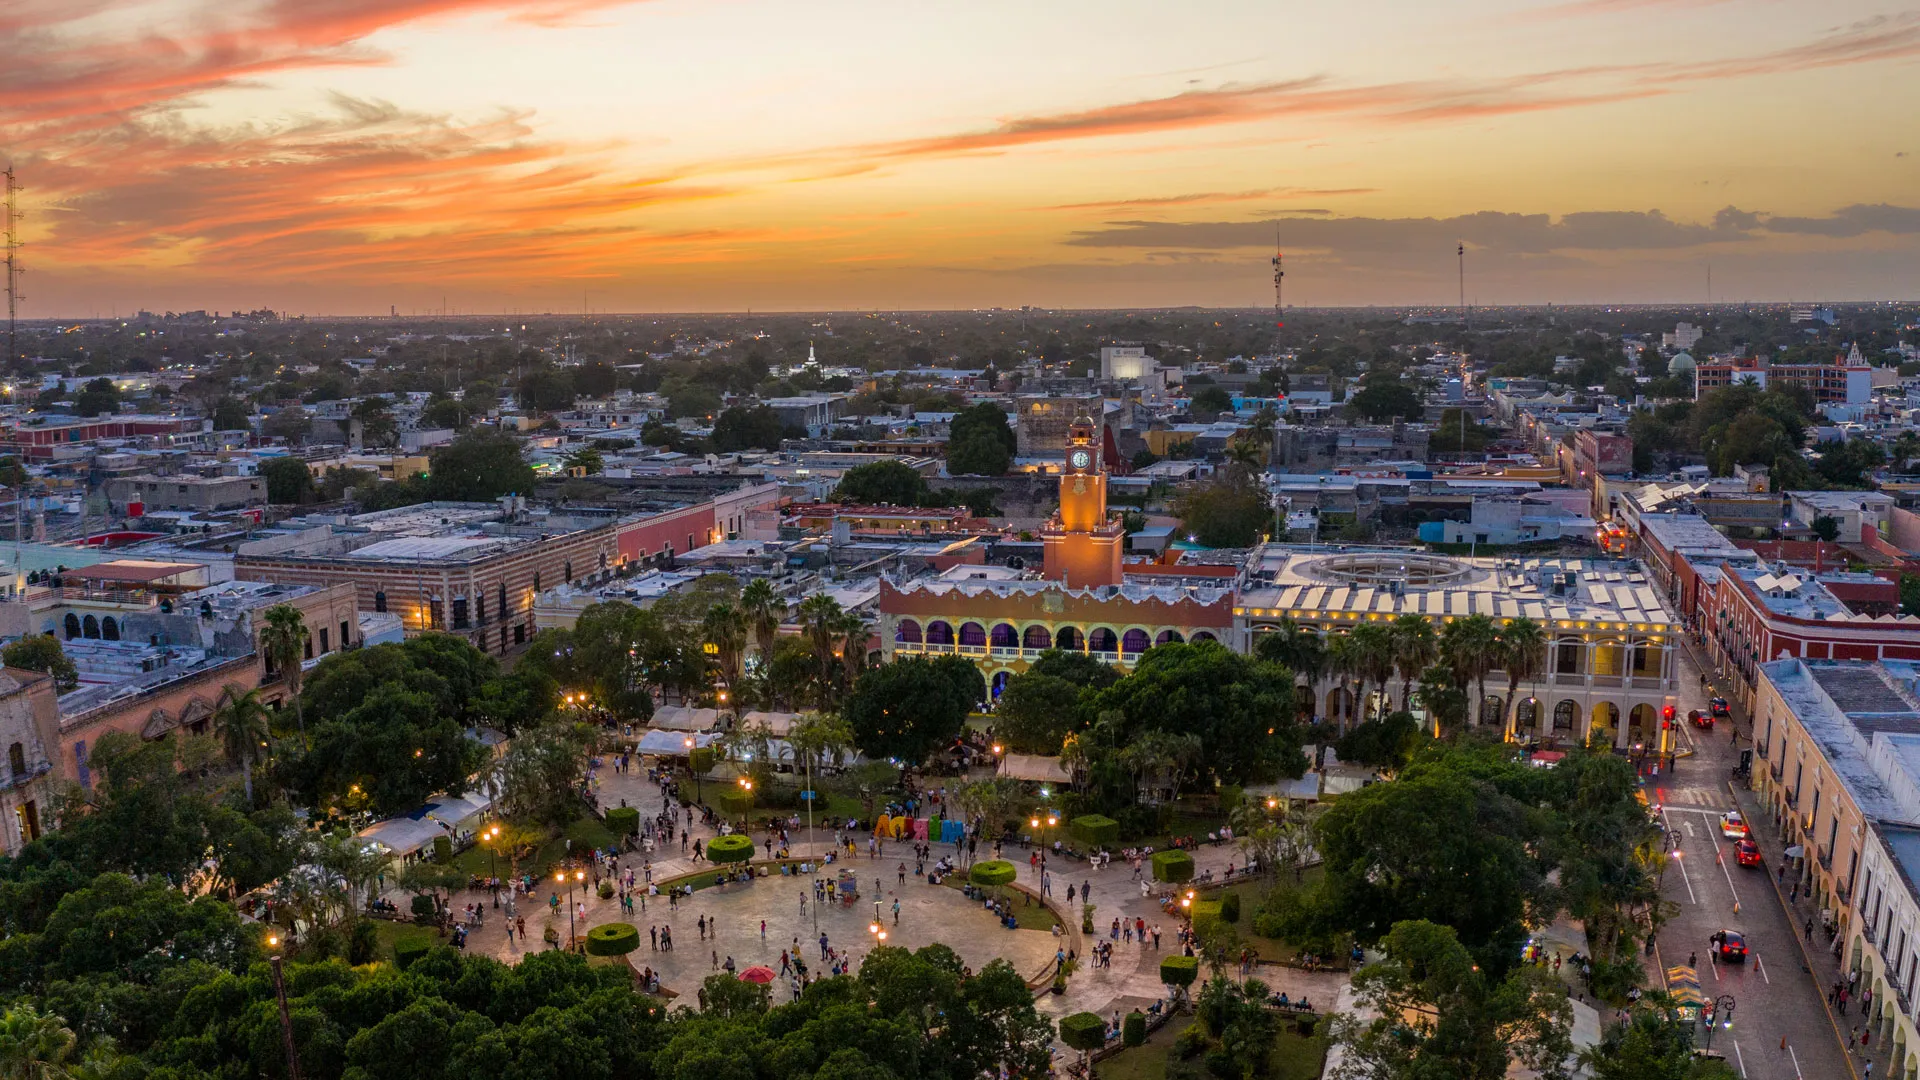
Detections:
1788,1043,1803,1078
1716,843,1742,909
1733,1040,1748,1077
1684,820,1697,838
1756,953,1770,984
1662,806,1697,905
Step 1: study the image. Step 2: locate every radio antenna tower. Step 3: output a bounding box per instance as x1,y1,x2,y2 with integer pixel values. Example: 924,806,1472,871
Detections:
1456,241,1467,328
1271,225,1285,357
3,168,22,369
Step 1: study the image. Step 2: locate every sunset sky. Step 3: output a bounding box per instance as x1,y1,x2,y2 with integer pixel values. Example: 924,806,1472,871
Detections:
5,0,1919,315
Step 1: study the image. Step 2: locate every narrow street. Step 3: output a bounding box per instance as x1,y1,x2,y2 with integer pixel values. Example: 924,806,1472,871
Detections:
1650,634,1854,1079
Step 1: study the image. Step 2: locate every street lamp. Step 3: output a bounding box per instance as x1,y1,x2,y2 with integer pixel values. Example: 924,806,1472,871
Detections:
555,868,586,950
684,735,702,802
265,934,302,1080
485,825,502,908
1703,994,1735,1052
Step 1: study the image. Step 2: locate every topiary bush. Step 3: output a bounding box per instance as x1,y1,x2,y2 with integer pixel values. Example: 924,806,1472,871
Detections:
717,789,753,818
410,894,437,920
1152,849,1195,883
688,747,715,775
604,807,639,836
585,922,641,956
1059,1012,1107,1054
969,860,1017,888
1070,814,1119,849
1220,891,1241,924
706,834,754,864
597,879,614,900
1172,1021,1208,1059
432,835,453,865
1160,954,1199,990
394,938,431,970
348,921,378,966
1122,1011,1146,1047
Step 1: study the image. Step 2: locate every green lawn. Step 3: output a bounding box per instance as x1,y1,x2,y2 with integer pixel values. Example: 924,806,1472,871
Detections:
1096,1013,1328,1080
448,813,622,884
369,918,443,963
939,879,1062,931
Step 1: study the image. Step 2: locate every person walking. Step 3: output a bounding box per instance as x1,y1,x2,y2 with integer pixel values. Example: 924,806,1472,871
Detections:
892,897,900,925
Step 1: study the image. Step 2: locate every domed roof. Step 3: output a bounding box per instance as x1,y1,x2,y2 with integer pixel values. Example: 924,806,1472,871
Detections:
1667,352,1697,372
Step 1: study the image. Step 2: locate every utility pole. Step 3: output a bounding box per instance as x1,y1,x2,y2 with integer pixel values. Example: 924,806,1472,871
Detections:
1457,242,1466,328
4,167,23,371
270,953,304,1080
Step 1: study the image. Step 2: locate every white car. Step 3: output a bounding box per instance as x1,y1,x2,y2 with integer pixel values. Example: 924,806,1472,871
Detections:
1721,812,1749,840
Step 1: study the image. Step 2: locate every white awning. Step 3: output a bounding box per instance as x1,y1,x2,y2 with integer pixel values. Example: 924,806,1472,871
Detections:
998,753,1071,785
636,729,720,756
650,705,720,731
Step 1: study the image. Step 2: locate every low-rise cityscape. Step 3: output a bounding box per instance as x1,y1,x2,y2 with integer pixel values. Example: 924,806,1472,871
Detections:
5,1,1919,1078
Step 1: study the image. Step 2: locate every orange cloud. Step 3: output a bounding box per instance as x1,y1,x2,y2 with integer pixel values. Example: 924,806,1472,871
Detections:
1044,188,1377,212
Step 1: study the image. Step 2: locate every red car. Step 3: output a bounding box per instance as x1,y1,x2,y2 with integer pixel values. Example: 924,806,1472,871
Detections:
1733,839,1762,867
1711,930,1748,963
1688,709,1715,730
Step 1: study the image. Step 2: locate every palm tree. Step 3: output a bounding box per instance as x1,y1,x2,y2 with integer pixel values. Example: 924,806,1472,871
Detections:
260,604,311,737
796,594,845,708
1348,623,1397,722
1324,633,1361,733
739,578,782,664
0,1004,76,1080
1390,614,1438,711
211,684,270,806
1254,618,1325,710
1441,614,1501,727
832,607,871,689
1496,617,1548,739
702,601,747,693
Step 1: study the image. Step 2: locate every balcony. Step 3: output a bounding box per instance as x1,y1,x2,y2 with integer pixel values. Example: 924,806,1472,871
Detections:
894,641,1141,668
1817,843,1833,872
0,760,51,792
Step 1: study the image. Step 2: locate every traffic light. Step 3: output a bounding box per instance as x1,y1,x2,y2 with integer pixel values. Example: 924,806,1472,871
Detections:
1662,704,1675,730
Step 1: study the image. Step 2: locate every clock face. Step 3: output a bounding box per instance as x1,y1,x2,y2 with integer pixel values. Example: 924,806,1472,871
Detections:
1069,449,1092,471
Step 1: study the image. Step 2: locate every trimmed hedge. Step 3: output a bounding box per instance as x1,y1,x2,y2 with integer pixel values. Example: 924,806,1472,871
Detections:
969,860,1017,888
585,922,641,956
1070,814,1118,849
706,834,754,864
1220,890,1241,924
1059,1012,1107,1053
1190,899,1223,941
604,807,639,836
1152,849,1195,883
1160,954,1199,988
432,835,453,865
394,939,431,970
688,748,715,775
716,789,753,818
1122,1011,1146,1047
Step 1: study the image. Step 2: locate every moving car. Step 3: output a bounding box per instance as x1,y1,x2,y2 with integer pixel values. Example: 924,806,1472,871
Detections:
1711,929,1748,962
1720,811,1749,839
1733,838,1763,867
1710,697,1732,718
1688,709,1715,730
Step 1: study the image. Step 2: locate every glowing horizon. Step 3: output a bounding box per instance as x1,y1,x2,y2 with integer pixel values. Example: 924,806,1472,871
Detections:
5,0,1919,316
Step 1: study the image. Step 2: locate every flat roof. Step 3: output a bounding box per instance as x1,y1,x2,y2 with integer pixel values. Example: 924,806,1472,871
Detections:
73,559,205,583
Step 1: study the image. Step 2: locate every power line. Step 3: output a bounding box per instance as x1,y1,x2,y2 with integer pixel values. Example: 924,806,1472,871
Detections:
3,167,22,369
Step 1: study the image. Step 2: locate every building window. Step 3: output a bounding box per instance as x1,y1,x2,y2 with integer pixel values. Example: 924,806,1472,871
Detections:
82,614,99,639
452,598,469,629
318,628,329,653
6,741,24,778
63,613,80,639
340,620,350,648
303,636,313,660
374,591,387,613
101,616,119,641
476,594,486,623
498,582,507,616
564,561,573,584
533,572,541,593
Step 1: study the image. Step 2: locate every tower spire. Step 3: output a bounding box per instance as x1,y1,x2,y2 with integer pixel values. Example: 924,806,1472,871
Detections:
3,167,22,370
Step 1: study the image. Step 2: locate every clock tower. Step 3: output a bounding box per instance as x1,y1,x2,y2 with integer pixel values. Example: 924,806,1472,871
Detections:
1042,417,1124,587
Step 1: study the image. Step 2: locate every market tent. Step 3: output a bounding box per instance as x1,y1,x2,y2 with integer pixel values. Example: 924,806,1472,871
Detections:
1663,965,1704,1008
998,754,1071,785
356,791,494,857
741,711,800,737
636,729,720,756
650,706,720,731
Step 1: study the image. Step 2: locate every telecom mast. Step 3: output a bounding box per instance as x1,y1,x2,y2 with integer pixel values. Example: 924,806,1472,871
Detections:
3,168,21,369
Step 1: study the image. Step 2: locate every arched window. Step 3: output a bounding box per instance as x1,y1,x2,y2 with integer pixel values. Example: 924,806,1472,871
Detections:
925,621,954,645
1155,630,1185,646
7,742,24,777
1553,700,1578,732
101,616,119,641
64,613,80,640
1023,625,1051,650
1121,629,1150,654
82,614,99,639
1191,631,1218,644
564,560,573,583
990,623,1018,648
958,622,987,647
1481,695,1504,725
1088,627,1118,653
991,671,1010,699
1554,637,1583,675
1055,627,1083,651
1516,698,1539,730
895,619,923,644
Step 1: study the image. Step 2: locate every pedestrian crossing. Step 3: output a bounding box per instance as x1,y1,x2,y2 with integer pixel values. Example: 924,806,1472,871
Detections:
1656,787,1732,810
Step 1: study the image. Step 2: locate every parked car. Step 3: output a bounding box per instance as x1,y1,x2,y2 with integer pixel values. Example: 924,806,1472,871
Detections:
1733,839,1763,867
1720,811,1749,839
1710,929,1748,962
1688,709,1715,730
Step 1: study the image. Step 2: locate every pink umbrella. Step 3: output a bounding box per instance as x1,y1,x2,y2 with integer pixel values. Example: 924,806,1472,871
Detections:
738,965,777,984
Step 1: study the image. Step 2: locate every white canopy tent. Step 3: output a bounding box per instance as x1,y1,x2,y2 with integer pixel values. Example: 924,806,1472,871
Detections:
356,791,495,857
636,729,721,756
650,706,720,731
740,710,801,737
998,754,1072,785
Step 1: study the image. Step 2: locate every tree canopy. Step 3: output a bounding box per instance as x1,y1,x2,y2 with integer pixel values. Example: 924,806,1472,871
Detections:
843,655,982,765
945,403,1016,476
